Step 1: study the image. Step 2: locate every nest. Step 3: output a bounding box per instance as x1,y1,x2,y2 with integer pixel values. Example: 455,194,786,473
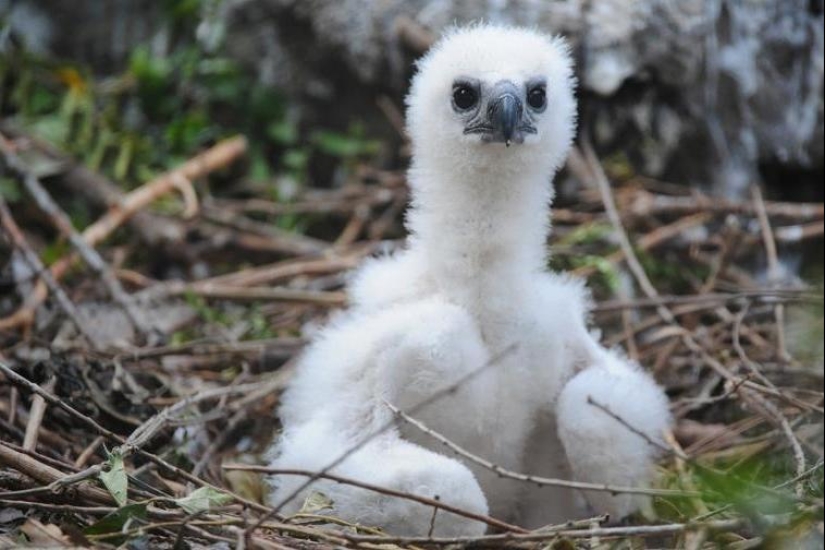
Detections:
0,131,823,549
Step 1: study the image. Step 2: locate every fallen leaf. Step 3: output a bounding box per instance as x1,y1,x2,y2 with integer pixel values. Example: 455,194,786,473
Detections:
98,451,128,506
84,503,148,535
299,491,334,514
175,486,233,514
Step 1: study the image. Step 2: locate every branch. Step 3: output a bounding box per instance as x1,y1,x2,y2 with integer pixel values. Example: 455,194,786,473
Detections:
223,464,528,534
0,136,248,339
0,132,154,339
0,198,101,348
384,400,696,498
246,344,519,537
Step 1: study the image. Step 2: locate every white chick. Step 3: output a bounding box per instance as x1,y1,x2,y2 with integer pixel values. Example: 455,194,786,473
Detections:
267,24,671,536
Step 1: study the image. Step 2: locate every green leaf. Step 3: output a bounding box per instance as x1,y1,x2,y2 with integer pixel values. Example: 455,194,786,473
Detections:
41,240,70,266
84,503,147,535
312,131,363,158
267,119,298,145
298,491,334,514
0,177,21,202
249,152,272,181
29,86,60,115
174,486,233,514
98,452,129,507
281,149,308,172
27,115,69,145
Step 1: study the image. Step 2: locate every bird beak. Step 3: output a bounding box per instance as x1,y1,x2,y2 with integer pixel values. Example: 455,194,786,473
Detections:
488,82,524,147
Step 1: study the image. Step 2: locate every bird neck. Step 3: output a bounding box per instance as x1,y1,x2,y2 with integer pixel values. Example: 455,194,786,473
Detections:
406,158,553,286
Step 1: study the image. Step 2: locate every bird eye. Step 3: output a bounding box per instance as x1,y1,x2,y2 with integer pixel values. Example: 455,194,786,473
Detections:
527,86,546,110
452,84,478,111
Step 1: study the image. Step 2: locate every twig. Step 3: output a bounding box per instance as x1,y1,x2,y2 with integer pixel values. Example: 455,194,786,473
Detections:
0,360,273,515
0,440,114,504
752,185,789,361
201,203,328,256
22,377,55,451
732,303,779,390
84,136,246,246
0,131,155,340
0,198,101,348
247,344,519,538
738,388,807,497
337,518,745,545
588,384,805,505
581,141,669,321
63,157,187,246
157,282,347,306
0,121,187,246
580,140,823,418
577,142,821,508
626,188,824,219
775,221,825,242
385,400,696,498
224,464,527,534
74,436,104,468
0,499,116,515
586,397,687,460
0,136,248,335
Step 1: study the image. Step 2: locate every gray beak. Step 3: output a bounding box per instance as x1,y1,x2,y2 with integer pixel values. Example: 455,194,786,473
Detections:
487,81,525,146
462,79,537,145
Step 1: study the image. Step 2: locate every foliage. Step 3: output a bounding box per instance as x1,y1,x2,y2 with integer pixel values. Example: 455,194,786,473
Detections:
175,486,233,514
0,1,379,200
98,450,129,507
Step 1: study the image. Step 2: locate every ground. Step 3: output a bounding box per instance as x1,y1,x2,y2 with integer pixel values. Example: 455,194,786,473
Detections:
0,16,823,550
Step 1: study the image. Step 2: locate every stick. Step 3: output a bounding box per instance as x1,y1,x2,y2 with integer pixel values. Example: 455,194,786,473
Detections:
0,132,154,339
338,518,744,545
752,185,789,361
246,344,519,538
0,136,248,335
22,377,55,451
580,141,820,417
384,401,697,498
0,441,114,505
0,198,101,347
627,188,824,220
224,464,528,534
0,360,272,515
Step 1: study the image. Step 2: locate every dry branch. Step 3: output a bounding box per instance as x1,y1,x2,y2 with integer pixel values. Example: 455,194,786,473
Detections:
385,400,697,498
0,136,248,339
0,198,102,347
0,132,154,339
225,464,527,534
245,345,519,538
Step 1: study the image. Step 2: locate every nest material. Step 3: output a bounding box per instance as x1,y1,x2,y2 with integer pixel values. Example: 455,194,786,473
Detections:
0,131,823,549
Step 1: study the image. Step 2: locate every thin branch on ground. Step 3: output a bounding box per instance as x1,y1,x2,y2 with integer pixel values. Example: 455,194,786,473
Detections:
224,464,527,533
385,400,698,498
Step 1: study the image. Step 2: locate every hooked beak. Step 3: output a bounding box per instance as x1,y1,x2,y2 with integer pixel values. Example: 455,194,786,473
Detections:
490,91,522,147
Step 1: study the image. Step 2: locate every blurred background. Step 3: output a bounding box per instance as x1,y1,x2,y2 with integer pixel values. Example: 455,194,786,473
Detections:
1,0,823,199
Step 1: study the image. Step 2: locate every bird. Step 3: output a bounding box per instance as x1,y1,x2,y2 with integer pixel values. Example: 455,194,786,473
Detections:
266,24,672,536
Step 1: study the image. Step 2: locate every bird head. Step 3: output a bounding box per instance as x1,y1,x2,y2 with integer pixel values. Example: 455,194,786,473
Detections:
406,25,576,175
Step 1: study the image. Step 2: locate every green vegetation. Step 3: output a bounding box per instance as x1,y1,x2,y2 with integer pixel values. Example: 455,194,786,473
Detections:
0,0,378,202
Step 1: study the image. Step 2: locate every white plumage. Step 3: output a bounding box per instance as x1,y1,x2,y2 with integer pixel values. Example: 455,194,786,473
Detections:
267,24,672,535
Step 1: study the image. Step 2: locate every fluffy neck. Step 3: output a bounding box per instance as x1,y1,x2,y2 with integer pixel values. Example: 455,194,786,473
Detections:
406,150,554,290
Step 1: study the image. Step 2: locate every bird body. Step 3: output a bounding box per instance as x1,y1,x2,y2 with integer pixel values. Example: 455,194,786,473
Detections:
268,24,671,536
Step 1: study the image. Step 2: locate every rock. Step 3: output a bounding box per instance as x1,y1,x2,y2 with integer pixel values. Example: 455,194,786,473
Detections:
221,0,824,195
5,0,823,196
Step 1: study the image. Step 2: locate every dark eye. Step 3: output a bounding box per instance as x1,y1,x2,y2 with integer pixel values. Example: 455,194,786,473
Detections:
527,86,546,110
452,85,478,110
